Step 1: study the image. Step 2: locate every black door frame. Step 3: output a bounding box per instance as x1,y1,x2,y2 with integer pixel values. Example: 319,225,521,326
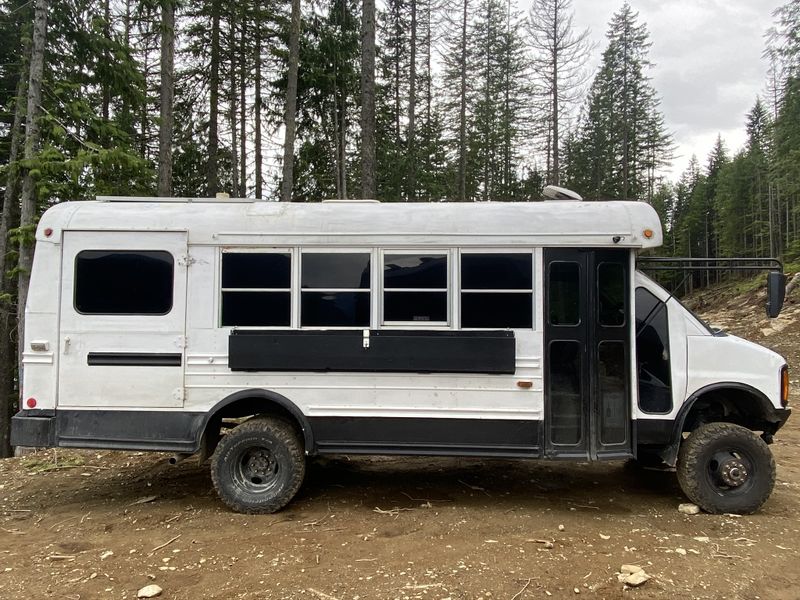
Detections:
543,248,633,460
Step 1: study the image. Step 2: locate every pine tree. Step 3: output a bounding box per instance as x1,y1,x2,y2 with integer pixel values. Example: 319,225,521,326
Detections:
565,3,672,200
526,0,591,185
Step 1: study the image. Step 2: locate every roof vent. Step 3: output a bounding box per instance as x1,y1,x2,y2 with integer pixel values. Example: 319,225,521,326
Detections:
321,198,380,203
216,192,230,199
542,185,582,201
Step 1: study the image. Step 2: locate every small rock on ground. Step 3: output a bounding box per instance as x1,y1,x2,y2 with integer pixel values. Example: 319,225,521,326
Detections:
137,584,163,598
678,502,701,515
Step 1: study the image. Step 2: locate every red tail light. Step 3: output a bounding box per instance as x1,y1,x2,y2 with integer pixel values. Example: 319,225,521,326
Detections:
26,397,37,408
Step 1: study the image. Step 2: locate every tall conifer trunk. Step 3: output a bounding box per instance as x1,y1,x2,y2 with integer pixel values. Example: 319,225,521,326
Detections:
158,0,175,197
281,0,301,202
18,0,48,377
408,0,417,201
208,0,221,196
0,67,27,457
457,0,468,201
360,0,376,198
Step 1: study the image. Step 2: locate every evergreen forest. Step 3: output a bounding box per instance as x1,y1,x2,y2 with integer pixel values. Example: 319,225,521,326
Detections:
0,0,799,454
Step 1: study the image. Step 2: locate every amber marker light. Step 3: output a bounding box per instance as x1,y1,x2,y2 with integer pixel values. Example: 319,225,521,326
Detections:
781,366,790,407
517,381,533,389
643,229,654,239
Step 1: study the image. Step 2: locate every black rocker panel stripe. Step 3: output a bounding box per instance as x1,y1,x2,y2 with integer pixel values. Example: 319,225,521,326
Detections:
228,329,516,374
87,352,182,367
310,416,541,456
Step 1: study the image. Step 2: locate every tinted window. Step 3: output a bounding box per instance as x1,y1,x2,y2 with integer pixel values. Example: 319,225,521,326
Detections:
383,253,448,323
75,250,173,315
599,341,627,444
221,252,292,327
221,292,291,326
301,292,370,327
384,291,448,322
302,253,370,289
598,263,625,326
635,287,672,413
461,253,532,289
222,253,290,288
548,262,580,325
461,293,532,328
384,254,447,289
461,253,533,328
301,252,371,326
549,340,582,445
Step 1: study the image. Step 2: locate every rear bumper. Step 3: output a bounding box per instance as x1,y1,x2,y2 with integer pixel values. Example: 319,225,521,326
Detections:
11,410,56,447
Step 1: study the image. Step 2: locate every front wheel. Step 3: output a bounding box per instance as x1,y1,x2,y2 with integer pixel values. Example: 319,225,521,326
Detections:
211,416,306,514
677,422,775,514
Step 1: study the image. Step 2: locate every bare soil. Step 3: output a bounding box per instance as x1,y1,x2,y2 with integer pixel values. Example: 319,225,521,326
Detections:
2,290,800,600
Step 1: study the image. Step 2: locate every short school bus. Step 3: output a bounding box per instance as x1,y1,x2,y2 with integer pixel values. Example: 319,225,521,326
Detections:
12,194,791,514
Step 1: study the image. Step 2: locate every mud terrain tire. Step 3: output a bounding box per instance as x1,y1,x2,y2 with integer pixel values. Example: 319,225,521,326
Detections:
211,416,305,514
677,422,775,515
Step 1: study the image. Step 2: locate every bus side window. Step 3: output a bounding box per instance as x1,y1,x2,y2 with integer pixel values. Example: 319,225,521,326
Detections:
383,253,448,324
635,287,672,413
460,253,533,329
221,252,291,327
301,252,371,327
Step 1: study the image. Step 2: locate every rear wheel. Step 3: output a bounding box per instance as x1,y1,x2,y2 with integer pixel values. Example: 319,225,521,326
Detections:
677,422,775,514
211,416,305,514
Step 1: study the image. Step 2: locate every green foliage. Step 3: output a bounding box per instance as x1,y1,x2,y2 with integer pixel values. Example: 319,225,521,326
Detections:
564,3,672,201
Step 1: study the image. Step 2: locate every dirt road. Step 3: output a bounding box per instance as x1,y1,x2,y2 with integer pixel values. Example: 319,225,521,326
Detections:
2,293,800,600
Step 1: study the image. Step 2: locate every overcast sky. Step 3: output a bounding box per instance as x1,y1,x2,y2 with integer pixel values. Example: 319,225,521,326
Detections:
563,0,783,179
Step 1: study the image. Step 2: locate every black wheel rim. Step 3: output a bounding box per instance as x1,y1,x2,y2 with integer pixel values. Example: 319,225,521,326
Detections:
704,446,755,496
233,446,281,493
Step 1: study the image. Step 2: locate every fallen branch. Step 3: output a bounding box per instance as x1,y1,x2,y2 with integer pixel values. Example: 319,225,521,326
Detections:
511,578,532,600
46,554,75,561
148,534,181,556
400,492,452,503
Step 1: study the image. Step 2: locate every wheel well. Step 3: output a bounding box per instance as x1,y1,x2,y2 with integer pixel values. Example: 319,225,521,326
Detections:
199,391,313,459
682,387,776,435
657,384,779,468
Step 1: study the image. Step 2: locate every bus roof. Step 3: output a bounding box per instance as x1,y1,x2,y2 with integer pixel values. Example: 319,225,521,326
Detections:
36,198,663,249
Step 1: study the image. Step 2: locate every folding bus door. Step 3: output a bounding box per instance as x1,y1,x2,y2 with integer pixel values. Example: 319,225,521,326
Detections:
543,248,632,460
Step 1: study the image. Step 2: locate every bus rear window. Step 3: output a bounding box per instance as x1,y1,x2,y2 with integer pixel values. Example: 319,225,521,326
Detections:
75,250,174,315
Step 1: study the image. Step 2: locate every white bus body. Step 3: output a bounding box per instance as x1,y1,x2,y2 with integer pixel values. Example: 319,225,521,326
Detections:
12,197,790,514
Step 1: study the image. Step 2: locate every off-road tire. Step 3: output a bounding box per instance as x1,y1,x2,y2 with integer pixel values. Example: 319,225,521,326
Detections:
211,416,305,514
677,422,775,515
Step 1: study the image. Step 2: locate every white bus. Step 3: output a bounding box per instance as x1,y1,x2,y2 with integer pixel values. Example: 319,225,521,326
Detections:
11,191,790,514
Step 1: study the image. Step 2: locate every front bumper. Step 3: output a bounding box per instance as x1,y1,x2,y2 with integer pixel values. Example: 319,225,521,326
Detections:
11,410,55,447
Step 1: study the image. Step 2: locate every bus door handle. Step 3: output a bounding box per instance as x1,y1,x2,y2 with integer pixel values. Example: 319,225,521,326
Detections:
63,336,71,354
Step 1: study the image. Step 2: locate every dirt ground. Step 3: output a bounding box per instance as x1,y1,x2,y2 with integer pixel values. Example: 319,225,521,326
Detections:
3,290,800,600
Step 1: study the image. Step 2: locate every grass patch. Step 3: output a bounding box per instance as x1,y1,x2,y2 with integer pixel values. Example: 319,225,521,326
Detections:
22,451,84,473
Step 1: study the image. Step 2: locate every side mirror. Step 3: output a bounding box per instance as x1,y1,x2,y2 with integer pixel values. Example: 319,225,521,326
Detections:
767,271,786,318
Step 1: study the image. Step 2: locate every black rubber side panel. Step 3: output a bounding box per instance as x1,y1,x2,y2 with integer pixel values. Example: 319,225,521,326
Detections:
229,329,516,374
56,410,204,452
87,352,182,367
635,419,673,445
11,413,55,447
310,416,540,456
